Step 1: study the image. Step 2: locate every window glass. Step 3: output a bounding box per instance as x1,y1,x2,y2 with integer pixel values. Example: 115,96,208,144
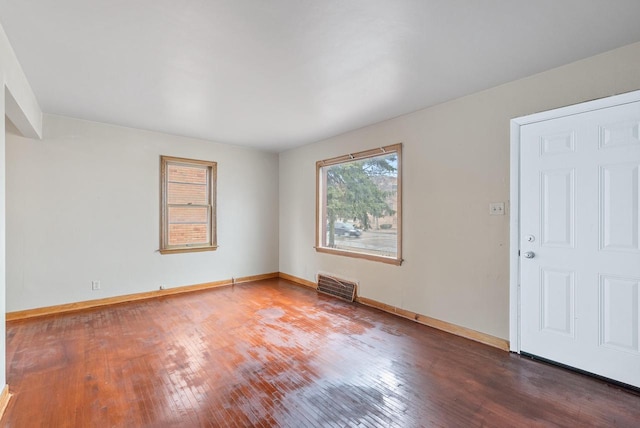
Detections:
316,144,402,265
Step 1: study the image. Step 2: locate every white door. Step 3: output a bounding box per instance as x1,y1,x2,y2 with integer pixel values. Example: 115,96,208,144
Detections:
520,100,640,388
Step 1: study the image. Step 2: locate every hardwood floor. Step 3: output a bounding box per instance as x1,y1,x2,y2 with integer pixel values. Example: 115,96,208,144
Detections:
3,278,639,427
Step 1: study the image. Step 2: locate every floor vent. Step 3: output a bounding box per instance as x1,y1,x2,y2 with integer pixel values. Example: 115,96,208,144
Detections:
317,274,357,302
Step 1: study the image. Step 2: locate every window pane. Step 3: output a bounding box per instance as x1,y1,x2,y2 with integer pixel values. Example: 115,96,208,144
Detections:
167,164,209,205
168,199,209,247
167,182,208,205
168,206,208,224
319,149,399,260
168,224,209,246
168,164,207,184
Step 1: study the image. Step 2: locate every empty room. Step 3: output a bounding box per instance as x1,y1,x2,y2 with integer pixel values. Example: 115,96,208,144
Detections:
1,1,640,426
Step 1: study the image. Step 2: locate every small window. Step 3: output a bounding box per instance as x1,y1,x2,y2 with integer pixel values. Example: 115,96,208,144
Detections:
160,156,217,254
316,144,402,265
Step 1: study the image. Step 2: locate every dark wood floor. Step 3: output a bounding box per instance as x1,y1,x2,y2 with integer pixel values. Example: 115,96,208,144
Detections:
2,278,639,427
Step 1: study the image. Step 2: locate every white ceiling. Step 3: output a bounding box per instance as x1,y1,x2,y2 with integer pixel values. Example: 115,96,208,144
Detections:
2,1,640,152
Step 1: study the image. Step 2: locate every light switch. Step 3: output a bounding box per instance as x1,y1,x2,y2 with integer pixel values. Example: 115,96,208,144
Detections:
489,202,505,216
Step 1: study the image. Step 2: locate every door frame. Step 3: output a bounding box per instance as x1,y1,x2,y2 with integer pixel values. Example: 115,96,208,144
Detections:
509,89,640,352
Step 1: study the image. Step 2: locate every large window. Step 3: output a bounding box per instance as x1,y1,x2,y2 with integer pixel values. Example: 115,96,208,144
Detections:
160,156,217,254
316,144,402,265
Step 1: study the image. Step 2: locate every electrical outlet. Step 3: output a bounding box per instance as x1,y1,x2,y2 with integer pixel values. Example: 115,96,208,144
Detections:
91,280,101,291
489,202,505,216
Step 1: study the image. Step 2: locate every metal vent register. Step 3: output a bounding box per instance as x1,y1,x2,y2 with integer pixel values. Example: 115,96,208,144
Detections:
317,274,357,302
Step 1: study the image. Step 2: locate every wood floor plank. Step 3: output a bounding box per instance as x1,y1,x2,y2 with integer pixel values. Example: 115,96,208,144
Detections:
2,278,639,427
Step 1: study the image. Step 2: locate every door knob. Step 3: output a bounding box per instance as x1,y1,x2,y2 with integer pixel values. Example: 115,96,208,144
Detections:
523,251,535,259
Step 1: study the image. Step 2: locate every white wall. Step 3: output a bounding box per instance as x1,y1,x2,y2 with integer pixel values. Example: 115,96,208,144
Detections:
279,41,640,341
1,23,42,390
6,114,279,312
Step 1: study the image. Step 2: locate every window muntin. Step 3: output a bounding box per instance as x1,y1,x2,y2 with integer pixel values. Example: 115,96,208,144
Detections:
160,156,217,254
316,144,402,265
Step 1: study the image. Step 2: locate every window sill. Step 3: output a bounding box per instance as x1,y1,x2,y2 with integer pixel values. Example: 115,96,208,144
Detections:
315,247,402,266
159,246,218,255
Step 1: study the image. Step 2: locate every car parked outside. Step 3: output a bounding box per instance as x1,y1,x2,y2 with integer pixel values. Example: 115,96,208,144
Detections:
333,222,361,237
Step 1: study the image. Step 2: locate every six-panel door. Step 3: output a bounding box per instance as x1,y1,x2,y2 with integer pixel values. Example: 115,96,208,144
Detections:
520,101,640,388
